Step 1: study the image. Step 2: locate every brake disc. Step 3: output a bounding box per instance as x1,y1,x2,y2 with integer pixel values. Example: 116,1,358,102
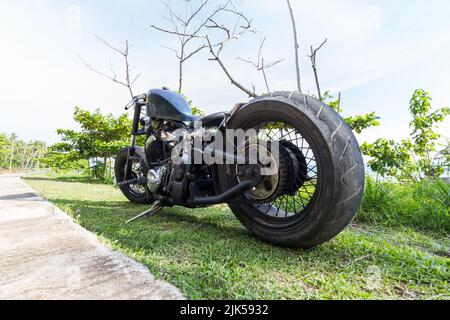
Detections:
239,143,297,204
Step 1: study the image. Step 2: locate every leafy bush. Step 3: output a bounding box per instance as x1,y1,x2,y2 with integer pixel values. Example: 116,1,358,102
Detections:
357,176,450,235
322,91,380,134
362,89,450,182
359,176,396,216
0,133,47,170
47,107,132,179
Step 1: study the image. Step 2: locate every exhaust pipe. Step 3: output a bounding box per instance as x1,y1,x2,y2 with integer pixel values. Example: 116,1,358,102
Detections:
186,180,254,206
185,165,261,206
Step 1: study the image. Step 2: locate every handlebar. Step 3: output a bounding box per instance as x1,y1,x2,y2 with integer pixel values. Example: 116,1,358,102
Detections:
124,100,134,111
124,94,147,111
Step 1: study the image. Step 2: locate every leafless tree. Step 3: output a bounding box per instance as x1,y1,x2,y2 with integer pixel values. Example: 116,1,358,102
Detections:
78,35,140,99
308,38,327,101
151,0,258,97
337,92,342,113
286,0,302,93
151,0,212,93
202,5,258,97
237,38,284,93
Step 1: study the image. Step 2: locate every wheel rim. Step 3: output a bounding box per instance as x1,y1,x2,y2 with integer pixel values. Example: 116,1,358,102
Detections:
120,158,147,197
236,144,280,201
243,120,320,220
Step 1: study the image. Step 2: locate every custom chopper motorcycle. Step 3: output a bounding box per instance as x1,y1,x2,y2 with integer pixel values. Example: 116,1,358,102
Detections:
115,88,364,248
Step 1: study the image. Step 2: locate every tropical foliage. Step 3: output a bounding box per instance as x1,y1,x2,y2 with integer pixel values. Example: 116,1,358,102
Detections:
362,89,450,182
48,107,132,178
323,91,381,134
358,176,449,234
0,133,46,171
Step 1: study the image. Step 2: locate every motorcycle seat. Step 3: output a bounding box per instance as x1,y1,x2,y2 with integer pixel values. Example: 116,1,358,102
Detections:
193,112,229,128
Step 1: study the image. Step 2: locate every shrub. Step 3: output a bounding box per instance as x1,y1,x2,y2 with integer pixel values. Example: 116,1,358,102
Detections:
357,176,449,235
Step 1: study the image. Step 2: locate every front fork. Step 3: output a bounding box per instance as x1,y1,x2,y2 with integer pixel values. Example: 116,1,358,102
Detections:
125,99,147,179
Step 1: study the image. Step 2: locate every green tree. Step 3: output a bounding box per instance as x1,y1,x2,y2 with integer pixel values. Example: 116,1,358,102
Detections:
52,107,132,178
0,133,47,171
8,133,17,171
362,89,450,182
409,89,450,177
441,139,450,163
0,133,10,168
361,139,415,181
323,91,380,134
41,142,88,172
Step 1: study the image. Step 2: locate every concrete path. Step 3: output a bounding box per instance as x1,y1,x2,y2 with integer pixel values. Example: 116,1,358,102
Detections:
0,175,184,300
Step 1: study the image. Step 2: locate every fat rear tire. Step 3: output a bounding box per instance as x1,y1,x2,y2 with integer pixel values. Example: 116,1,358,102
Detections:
219,92,365,248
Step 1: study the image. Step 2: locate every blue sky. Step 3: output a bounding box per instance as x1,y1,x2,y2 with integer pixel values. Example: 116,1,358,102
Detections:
0,0,449,145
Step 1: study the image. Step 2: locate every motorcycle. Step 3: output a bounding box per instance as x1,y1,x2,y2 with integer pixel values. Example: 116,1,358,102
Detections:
115,88,364,248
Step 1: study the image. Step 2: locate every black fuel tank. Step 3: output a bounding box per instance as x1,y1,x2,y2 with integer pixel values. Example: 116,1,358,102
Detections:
146,89,194,122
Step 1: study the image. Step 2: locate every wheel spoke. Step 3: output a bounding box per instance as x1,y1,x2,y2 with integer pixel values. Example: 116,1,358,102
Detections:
247,120,320,219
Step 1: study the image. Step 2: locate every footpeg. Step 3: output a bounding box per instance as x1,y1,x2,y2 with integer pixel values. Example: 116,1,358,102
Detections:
126,201,163,224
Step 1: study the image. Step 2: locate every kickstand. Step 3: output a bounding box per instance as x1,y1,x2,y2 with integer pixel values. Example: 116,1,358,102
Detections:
126,201,163,224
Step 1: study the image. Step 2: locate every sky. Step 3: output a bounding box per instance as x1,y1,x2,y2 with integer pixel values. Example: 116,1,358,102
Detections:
0,0,449,145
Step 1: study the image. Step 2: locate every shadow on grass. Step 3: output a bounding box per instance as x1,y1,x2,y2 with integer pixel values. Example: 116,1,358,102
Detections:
48,198,249,234
51,198,251,237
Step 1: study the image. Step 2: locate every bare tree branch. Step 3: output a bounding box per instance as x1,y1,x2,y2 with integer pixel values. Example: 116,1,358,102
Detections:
150,0,214,93
201,4,257,97
161,45,182,59
78,54,128,87
205,35,256,97
237,57,259,69
152,0,257,97
79,36,139,99
162,1,186,26
109,58,118,80
261,59,270,93
185,0,208,26
131,73,141,86
182,44,208,62
337,92,342,113
286,0,302,93
93,35,124,56
310,38,328,56
150,24,202,38
264,59,285,69
308,38,328,101
237,38,285,93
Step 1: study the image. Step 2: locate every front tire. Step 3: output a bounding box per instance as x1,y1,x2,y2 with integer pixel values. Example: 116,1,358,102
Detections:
114,147,154,204
219,92,365,248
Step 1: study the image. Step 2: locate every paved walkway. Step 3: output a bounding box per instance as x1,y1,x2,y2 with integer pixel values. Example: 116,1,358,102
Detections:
0,175,184,300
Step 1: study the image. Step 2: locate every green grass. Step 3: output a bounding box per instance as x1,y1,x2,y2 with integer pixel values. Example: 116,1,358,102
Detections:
33,171,114,185
358,177,450,235
23,175,449,300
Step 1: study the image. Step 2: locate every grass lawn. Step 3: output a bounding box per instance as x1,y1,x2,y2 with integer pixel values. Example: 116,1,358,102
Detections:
24,175,449,300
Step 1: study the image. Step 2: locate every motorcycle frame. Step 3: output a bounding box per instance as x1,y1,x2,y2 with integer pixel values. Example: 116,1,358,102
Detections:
129,97,148,148
124,95,263,207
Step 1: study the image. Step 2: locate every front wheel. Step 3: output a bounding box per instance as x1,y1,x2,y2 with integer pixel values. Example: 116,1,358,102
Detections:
218,92,365,248
114,147,154,204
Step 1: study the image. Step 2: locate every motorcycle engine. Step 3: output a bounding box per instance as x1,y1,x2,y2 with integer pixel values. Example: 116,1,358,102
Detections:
147,165,168,193
145,133,170,194
144,121,197,202
144,124,186,196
